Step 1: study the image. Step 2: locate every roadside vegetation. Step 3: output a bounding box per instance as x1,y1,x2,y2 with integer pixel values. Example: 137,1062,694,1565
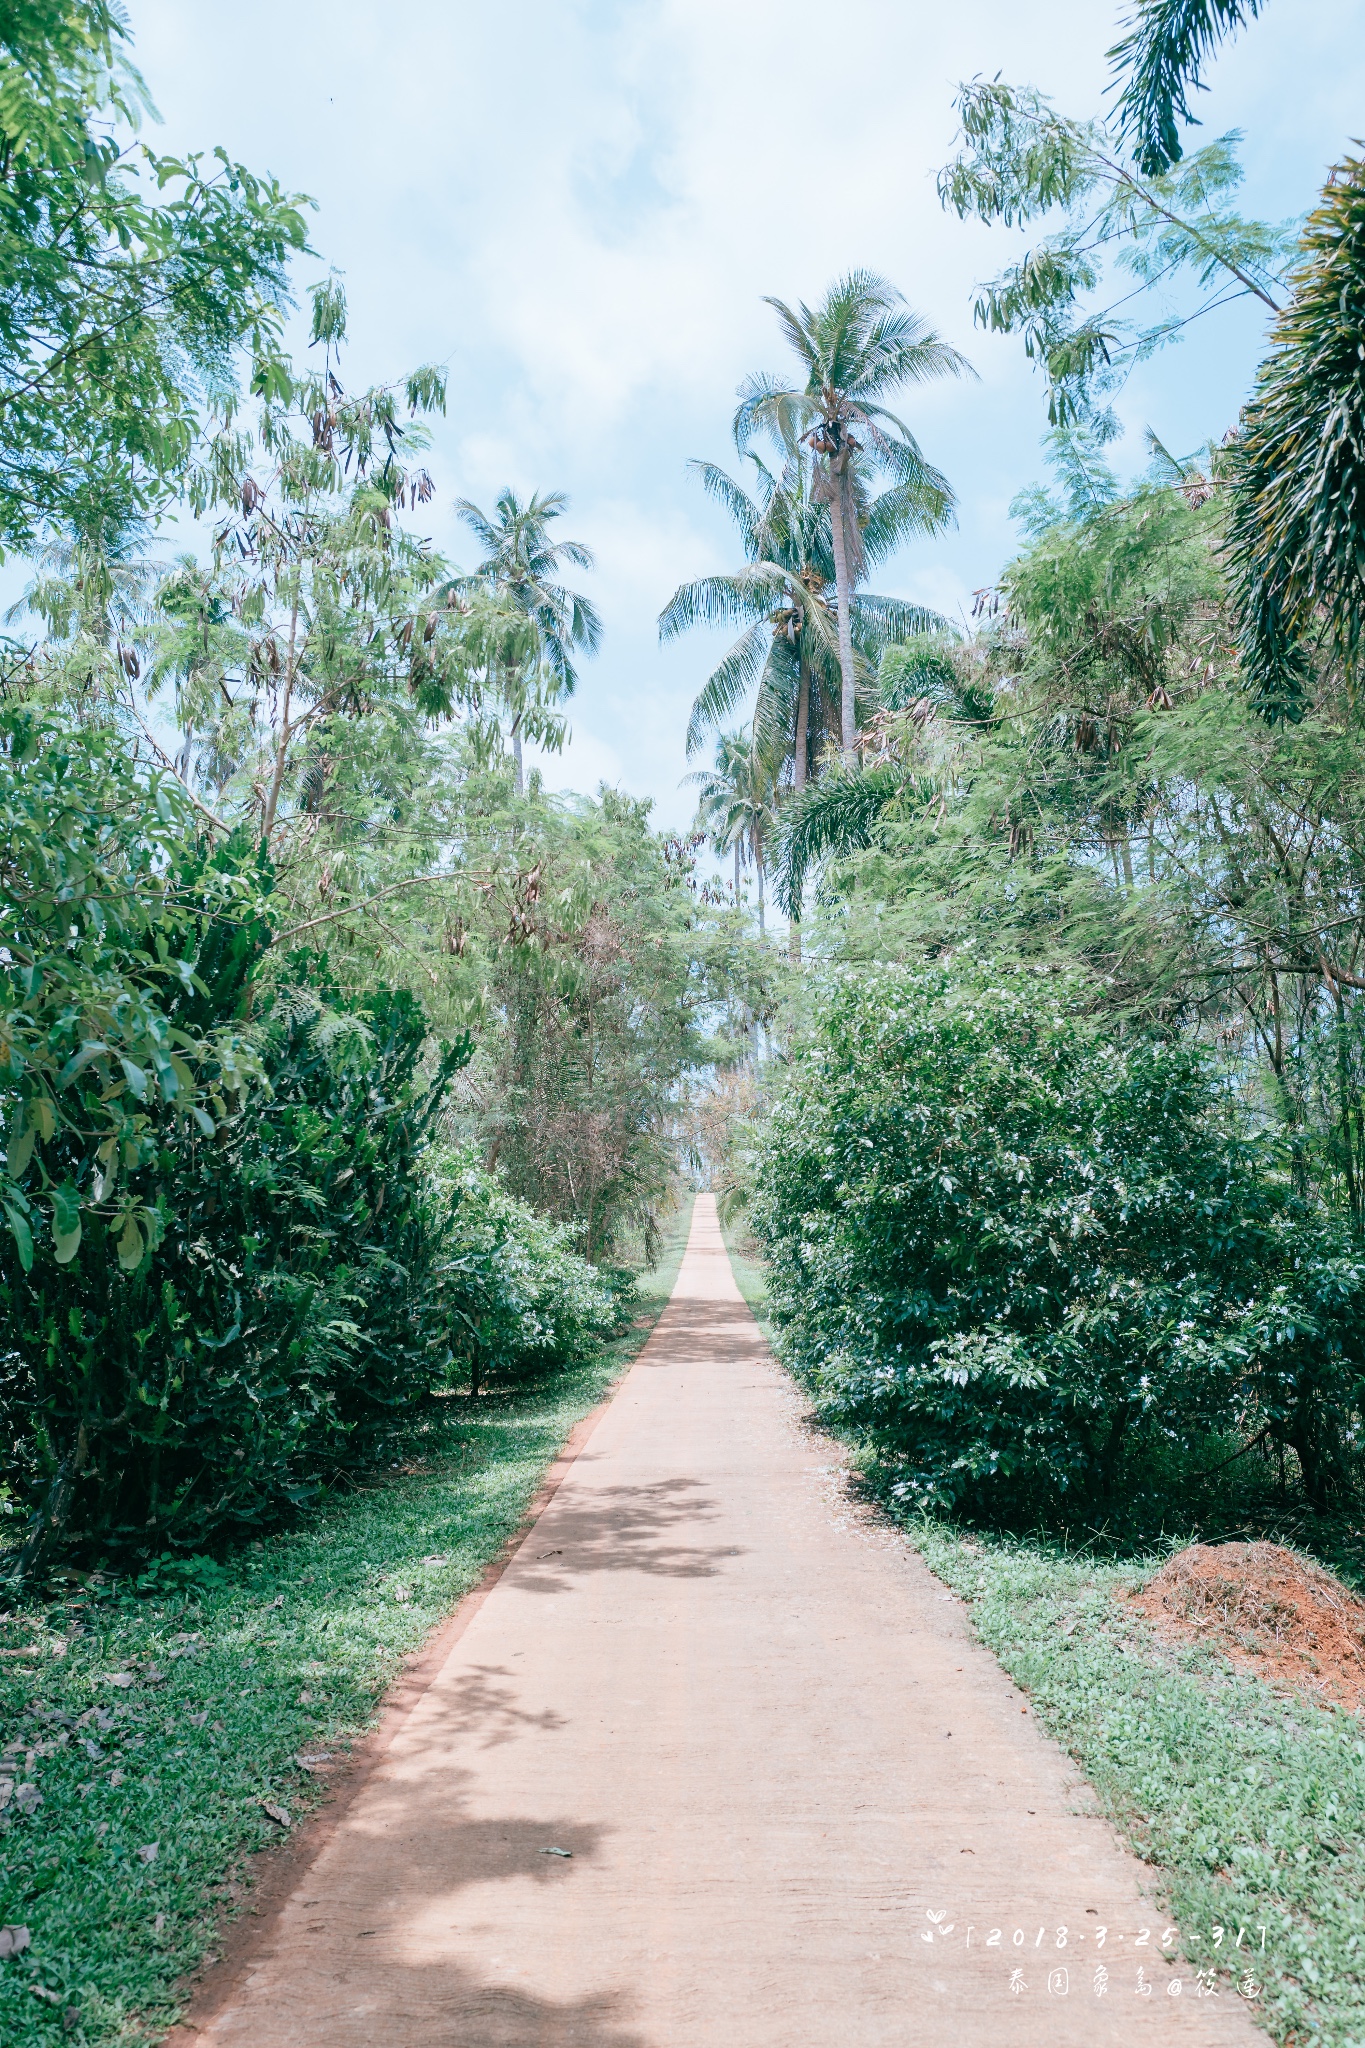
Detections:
704,9,1365,2044
4,0,1365,2042
0,1207,691,2046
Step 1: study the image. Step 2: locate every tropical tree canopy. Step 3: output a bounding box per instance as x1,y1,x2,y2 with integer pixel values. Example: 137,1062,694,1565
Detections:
686,728,778,928
937,74,1295,427
0,0,310,553
660,446,945,782
452,487,601,788
732,271,968,757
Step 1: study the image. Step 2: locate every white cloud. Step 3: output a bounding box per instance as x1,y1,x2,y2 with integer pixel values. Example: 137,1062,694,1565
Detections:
132,0,1365,828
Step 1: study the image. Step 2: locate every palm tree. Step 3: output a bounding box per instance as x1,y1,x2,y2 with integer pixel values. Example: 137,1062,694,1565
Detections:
451,488,602,791
686,730,778,933
734,271,971,760
1109,0,1267,176
660,447,946,793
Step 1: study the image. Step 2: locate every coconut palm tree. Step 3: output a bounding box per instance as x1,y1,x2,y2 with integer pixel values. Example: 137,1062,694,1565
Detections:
660,447,946,791
734,272,971,760
686,729,778,934
451,488,602,791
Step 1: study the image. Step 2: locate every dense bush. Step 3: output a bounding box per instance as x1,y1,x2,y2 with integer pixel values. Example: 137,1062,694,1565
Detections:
427,1153,631,1397
0,720,627,1567
752,962,1365,1511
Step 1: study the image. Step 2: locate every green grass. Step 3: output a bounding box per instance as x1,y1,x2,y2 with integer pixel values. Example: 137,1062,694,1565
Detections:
717,1213,773,1338
0,1200,693,2047
727,1219,1365,2046
909,1523,1365,2048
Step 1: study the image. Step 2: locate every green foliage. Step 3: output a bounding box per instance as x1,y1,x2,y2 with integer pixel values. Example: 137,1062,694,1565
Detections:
427,1152,629,1398
687,728,778,922
771,763,909,917
733,271,968,755
1225,153,1365,722
662,444,946,771
752,962,1365,1513
1,910,470,1555
0,716,646,1567
0,0,309,552
0,708,264,1274
937,76,1294,425
473,787,723,1261
808,455,1365,1266
1108,0,1268,177
447,487,600,790
155,279,466,848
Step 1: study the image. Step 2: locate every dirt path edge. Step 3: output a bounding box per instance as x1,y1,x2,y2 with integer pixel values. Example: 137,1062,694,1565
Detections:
163,1372,631,2042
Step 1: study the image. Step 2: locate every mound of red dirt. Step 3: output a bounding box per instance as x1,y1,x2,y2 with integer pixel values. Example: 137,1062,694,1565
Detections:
1126,1540,1365,1713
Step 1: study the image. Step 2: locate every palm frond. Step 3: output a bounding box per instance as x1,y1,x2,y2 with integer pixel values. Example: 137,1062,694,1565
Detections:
861,466,958,558
659,568,787,641
852,595,952,649
685,622,769,755
1108,0,1264,176
687,459,767,556
773,764,906,916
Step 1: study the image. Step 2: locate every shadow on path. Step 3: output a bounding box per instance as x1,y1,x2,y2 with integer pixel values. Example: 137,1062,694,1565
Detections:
513,1476,741,1593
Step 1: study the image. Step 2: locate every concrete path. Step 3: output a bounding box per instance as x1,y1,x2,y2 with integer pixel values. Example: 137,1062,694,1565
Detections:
189,1197,1266,2047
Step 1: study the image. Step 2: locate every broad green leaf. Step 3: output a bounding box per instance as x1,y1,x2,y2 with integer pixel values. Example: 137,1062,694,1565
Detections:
116,1212,144,1272
6,1120,35,1179
52,1216,82,1265
3,1200,33,1273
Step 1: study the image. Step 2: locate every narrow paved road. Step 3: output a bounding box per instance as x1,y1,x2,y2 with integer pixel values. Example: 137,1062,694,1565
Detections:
190,1198,1265,2047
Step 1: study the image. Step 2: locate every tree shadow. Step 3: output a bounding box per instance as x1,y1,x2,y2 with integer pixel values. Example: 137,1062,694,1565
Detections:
219,1804,656,2047
634,1298,766,1360
418,1662,569,1749
510,1476,741,1592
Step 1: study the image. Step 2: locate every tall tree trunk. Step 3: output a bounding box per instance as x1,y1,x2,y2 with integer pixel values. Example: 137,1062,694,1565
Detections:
511,716,524,796
827,457,858,762
794,658,810,793
734,839,741,901
790,658,809,961
757,858,765,936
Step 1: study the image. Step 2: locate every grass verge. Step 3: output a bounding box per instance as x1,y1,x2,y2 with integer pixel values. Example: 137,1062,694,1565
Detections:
729,1220,1365,2046
908,1521,1365,2048
0,1200,693,2047
717,1214,773,1339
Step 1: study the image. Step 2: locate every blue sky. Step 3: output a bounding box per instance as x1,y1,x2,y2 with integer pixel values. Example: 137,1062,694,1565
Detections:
129,0,1365,832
